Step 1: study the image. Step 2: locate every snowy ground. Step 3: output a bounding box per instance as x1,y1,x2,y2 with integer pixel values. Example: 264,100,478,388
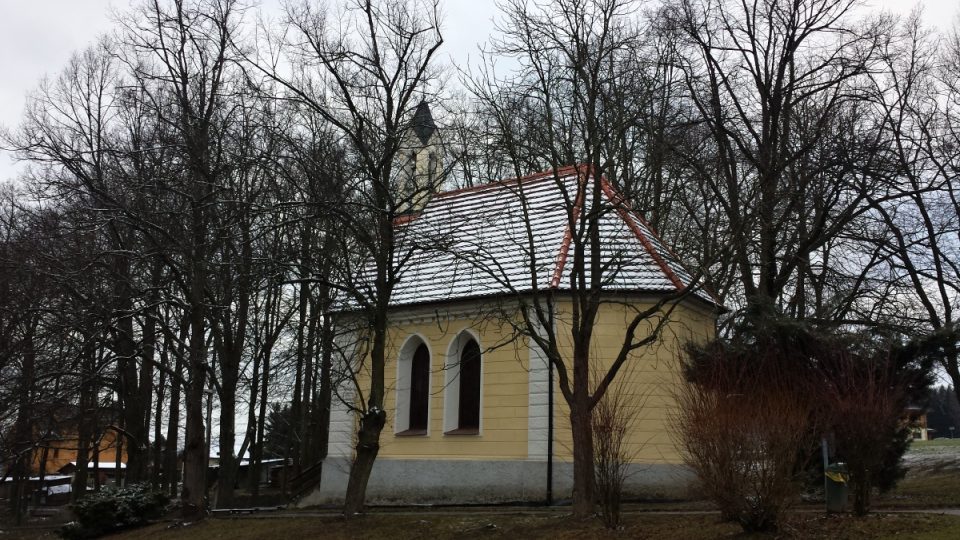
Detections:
902,439,960,472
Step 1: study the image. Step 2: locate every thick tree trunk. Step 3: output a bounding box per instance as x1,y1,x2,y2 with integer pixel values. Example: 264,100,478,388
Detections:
569,400,595,517
215,384,237,508
852,470,871,516
291,275,310,474
152,336,167,488
945,344,960,410
164,344,183,497
72,339,95,502
112,248,149,486
72,419,92,503
251,348,270,497
316,315,334,461
302,306,318,465
244,354,261,495
118,310,148,484
92,429,101,492
181,298,208,520
10,327,37,523
216,218,251,508
343,409,386,515
139,296,157,483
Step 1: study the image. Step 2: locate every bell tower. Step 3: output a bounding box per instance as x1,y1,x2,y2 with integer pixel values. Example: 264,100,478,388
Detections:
397,100,440,214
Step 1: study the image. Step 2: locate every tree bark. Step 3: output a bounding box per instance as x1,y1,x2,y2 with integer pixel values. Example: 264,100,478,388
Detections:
569,397,595,517
164,327,184,497
181,252,209,520
215,380,237,508
343,408,386,515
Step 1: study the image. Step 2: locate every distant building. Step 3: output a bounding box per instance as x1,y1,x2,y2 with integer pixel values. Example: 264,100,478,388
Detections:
905,406,930,441
28,428,127,479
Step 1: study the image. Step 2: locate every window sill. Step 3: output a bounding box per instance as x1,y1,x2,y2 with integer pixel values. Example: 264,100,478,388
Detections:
395,429,428,437
443,428,479,436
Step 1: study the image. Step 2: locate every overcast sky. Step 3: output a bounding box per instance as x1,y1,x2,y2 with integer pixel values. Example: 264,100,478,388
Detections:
0,0,957,184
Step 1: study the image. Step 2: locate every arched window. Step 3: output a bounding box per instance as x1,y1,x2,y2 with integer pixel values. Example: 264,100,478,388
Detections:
396,337,431,435
409,344,430,431
444,333,482,435
458,340,481,430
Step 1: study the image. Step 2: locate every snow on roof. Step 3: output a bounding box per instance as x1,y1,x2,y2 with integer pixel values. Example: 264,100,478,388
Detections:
47,483,72,494
376,165,712,308
66,461,126,469
1,475,72,482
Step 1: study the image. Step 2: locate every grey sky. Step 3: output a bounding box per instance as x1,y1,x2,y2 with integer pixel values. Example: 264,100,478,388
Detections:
0,0,499,183
0,0,957,184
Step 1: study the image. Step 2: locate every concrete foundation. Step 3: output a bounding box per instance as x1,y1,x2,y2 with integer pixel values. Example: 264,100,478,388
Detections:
297,457,694,507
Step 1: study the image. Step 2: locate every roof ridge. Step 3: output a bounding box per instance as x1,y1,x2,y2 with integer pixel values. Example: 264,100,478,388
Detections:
434,164,582,201
598,179,722,305
599,178,686,292
550,171,586,288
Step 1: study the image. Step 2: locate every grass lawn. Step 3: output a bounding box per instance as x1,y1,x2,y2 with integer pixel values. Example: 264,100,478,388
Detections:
876,470,960,508
99,511,960,540
876,437,960,508
6,440,960,539
909,439,960,452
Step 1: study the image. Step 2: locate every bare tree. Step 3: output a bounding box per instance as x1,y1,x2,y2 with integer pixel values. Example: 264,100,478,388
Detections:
861,13,960,404
661,0,895,321
456,0,713,517
118,0,244,518
247,0,444,513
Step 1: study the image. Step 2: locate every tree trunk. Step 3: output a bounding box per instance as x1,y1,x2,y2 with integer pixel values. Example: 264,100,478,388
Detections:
342,274,390,514
291,276,309,475
181,297,208,520
852,470,871,516
152,334,167,488
114,250,148,485
343,409,386,515
569,400,595,517
945,343,960,410
316,315,334,461
138,286,158,484
215,383,237,508
73,421,92,503
302,301,319,465
244,353,261,495
251,347,270,497
118,308,148,484
72,339,95,502
11,325,37,523
92,431,101,492
164,337,184,497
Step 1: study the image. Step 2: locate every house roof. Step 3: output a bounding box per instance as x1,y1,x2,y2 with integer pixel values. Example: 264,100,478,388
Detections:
384,165,713,308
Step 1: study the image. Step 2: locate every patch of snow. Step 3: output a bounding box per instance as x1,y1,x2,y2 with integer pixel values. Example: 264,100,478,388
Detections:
47,484,71,495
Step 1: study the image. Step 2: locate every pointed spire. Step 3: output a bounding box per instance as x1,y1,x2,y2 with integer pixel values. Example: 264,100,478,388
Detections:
411,100,436,144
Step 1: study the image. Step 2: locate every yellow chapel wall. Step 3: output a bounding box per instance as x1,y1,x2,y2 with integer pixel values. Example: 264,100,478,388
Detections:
355,296,715,464
374,311,532,461
550,298,716,465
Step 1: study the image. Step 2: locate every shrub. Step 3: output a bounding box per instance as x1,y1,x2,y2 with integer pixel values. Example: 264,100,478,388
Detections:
674,367,813,532
675,322,825,532
820,345,932,515
592,386,641,529
60,483,170,539
680,317,934,525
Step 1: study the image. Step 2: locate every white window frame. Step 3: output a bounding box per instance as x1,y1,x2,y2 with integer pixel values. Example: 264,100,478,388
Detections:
395,334,432,435
443,329,483,434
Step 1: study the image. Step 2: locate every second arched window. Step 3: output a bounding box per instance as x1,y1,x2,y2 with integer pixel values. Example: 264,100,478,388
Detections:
457,339,481,431
409,343,430,432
